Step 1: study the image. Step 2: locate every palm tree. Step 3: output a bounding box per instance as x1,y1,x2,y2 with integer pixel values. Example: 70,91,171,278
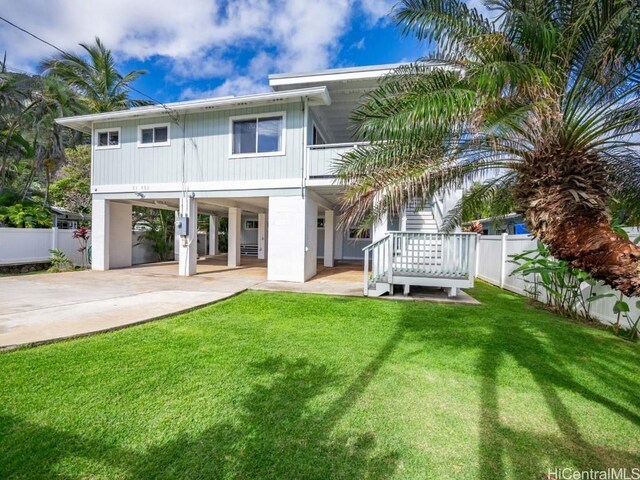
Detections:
23,75,85,203
41,37,150,112
336,0,640,297
0,58,36,189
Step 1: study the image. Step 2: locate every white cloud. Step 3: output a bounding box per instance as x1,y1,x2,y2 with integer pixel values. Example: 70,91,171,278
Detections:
359,0,395,24
179,76,271,100
352,37,366,50
0,0,393,79
465,0,500,21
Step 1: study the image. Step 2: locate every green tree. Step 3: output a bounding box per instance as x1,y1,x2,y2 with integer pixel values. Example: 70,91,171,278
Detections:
337,0,640,296
0,203,51,228
21,75,85,203
135,208,175,262
0,59,36,190
50,145,91,214
41,37,150,112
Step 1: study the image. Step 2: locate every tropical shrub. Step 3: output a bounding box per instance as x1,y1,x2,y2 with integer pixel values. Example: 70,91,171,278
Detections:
0,203,52,228
48,248,74,272
72,226,90,268
510,241,597,322
135,209,175,262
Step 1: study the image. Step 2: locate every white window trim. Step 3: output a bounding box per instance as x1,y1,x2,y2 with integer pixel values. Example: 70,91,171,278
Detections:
244,219,259,230
94,127,121,150
137,123,171,148
229,111,286,159
348,228,371,241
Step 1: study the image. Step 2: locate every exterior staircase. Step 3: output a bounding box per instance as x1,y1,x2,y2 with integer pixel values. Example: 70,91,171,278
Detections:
404,200,438,233
363,232,477,298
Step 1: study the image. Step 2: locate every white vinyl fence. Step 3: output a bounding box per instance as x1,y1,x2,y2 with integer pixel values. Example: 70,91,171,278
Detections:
476,230,640,329
1,228,161,267
0,228,88,266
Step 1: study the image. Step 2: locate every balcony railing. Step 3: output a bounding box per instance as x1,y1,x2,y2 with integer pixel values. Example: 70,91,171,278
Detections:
306,142,368,179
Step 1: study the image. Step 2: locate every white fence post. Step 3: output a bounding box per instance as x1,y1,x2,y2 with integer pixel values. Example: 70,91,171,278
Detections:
51,227,58,254
475,234,480,278
499,232,508,288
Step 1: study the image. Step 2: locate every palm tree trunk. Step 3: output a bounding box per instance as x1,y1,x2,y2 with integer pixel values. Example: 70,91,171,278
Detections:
520,153,640,297
539,216,640,297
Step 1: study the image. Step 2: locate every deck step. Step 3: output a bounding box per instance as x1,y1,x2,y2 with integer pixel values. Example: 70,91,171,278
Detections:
367,282,390,297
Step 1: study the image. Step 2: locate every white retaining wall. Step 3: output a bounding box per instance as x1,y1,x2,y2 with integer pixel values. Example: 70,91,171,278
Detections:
476,229,640,328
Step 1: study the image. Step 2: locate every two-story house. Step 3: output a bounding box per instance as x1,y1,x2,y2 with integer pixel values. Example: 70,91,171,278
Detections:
57,63,476,296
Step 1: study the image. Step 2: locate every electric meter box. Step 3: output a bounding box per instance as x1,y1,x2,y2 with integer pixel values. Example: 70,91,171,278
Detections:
176,215,189,236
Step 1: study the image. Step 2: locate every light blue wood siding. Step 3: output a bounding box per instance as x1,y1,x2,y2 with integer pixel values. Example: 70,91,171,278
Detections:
92,103,304,186
307,145,355,177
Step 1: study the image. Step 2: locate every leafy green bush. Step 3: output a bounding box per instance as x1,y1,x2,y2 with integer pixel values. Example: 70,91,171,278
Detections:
48,248,74,272
0,203,52,228
510,241,597,322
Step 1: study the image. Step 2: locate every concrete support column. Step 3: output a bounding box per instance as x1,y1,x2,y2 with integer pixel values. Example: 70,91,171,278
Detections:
267,195,317,282
178,196,198,276
174,212,180,261
258,213,267,260
208,215,218,255
92,199,132,270
228,207,242,267
109,202,132,269
92,198,109,271
334,214,344,261
323,210,334,267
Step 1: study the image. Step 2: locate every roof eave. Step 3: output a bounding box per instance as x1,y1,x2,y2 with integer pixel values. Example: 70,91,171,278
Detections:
55,86,331,133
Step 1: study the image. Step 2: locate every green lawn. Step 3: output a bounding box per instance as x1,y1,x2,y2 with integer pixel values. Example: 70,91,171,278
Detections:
1,282,638,479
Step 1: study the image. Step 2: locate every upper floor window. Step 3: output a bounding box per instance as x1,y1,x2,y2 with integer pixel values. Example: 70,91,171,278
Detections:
230,112,285,157
138,124,170,147
95,128,120,149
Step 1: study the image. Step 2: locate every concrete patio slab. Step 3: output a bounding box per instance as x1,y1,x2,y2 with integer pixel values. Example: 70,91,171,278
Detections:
252,262,480,304
252,261,364,297
0,255,267,349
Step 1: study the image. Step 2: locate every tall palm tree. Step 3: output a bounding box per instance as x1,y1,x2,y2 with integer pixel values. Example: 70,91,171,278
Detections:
41,37,150,112
22,75,85,203
0,58,36,189
336,0,640,296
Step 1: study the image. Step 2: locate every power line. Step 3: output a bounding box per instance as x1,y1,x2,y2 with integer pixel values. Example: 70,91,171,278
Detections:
0,14,173,112
0,15,65,55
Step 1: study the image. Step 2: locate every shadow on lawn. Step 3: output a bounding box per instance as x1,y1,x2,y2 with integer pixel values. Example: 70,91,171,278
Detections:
1,340,403,479
386,294,640,478
4,290,639,479
475,321,640,479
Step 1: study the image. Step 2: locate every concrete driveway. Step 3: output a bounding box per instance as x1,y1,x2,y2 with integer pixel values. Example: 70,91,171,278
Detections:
0,257,267,349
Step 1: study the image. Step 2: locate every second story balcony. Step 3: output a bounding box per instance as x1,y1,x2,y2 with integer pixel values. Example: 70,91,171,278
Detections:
307,142,368,180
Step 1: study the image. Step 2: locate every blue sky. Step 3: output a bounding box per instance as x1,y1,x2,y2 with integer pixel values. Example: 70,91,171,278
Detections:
0,0,431,104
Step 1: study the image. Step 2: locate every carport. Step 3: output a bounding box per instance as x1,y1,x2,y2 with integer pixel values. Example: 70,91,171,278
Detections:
91,194,269,276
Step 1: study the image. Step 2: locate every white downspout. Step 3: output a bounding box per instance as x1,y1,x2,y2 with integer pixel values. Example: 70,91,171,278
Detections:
301,98,309,197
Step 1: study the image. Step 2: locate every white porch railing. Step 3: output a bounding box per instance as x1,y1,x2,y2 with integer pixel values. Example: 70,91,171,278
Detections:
363,232,477,294
307,142,368,178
